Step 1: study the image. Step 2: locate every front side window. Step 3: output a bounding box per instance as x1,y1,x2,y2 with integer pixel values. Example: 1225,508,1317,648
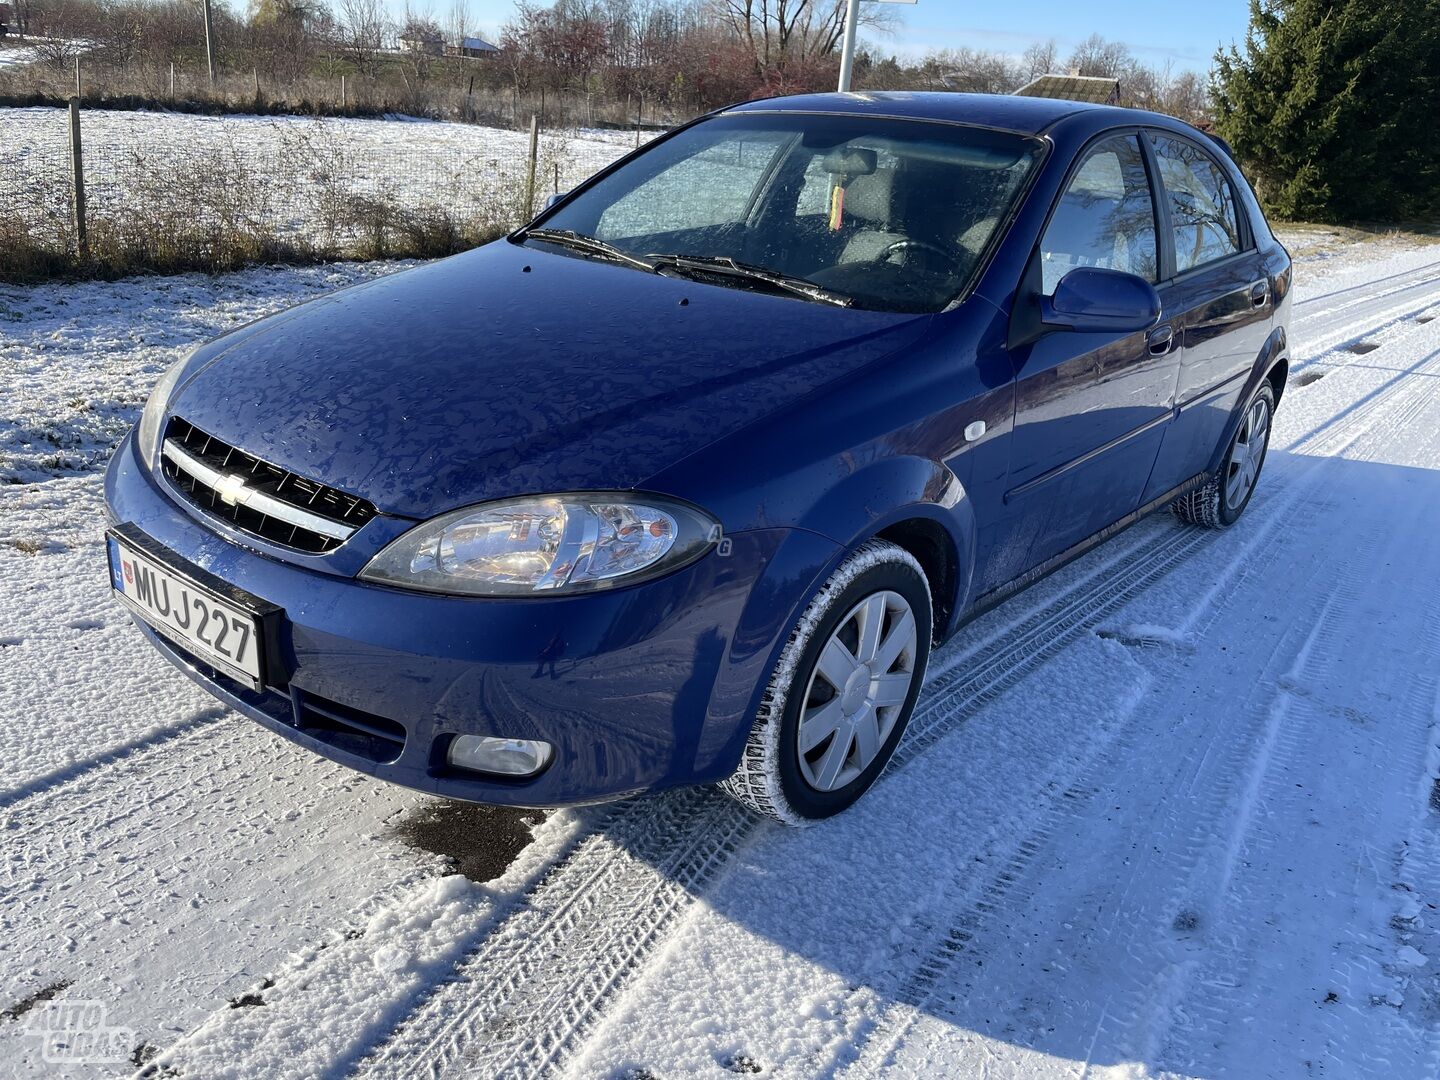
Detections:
1151,135,1243,273
535,113,1044,313
1039,134,1159,295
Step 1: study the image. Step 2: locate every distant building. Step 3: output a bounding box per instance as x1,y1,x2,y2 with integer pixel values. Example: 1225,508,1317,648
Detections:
400,28,444,57
444,36,500,60
1014,72,1122,106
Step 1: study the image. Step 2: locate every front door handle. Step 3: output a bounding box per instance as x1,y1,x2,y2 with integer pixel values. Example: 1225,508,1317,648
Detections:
1148,325,1175,356
1250,280,1271,308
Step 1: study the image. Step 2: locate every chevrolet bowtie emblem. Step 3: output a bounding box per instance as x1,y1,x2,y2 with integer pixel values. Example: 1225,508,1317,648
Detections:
213,473,250,507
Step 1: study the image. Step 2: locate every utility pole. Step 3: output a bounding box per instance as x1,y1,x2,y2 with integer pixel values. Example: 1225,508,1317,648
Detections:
837,0,916,93
202,0,216,87
837,0,861,92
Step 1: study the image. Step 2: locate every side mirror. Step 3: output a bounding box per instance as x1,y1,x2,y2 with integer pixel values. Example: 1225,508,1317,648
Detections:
1041,267,1161,334
543,192,565,211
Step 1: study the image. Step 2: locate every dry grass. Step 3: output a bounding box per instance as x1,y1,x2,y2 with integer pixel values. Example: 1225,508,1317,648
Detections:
0,120,571,281
1274,223,1440,261
0,60,674,131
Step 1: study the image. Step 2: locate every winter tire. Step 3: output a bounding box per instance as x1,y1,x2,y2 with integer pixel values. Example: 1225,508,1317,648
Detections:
1172,381,1275,528
720,540,932,825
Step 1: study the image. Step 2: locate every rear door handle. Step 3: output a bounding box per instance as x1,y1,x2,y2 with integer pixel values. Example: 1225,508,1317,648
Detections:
1250,280,1271,307
1148,325,1175,356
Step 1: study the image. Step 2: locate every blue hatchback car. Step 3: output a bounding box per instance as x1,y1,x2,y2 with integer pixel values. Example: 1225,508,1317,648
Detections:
105,92,1290,823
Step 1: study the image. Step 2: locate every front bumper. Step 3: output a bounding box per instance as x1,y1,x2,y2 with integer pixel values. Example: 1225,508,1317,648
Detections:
103,430,840,805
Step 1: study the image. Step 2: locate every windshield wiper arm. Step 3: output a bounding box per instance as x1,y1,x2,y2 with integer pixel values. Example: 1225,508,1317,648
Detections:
650,255,853,307
522,229,657,273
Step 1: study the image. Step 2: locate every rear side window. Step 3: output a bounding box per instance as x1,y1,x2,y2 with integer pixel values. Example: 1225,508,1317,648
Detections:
1039,135,1159,295
1151,135,1244,274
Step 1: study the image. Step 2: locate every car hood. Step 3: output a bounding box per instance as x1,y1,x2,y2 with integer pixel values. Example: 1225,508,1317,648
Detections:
171,241,932,519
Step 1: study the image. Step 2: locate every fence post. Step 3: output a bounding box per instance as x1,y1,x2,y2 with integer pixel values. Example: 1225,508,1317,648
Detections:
253,67,261,108
635,95,642,148
67,97,88,259
553,160,560,196
169,61,175,98
74,56,81,99
525,113,539,219
340,73,346,110
465,74,473,121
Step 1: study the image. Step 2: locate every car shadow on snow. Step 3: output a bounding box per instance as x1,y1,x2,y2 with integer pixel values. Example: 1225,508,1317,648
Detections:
572,450,1440,1077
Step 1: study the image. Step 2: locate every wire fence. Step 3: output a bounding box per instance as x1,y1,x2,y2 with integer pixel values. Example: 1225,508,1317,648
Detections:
0,103,646,281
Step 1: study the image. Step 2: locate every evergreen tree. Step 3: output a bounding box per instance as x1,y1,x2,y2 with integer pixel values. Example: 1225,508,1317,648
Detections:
1212,0,1440,222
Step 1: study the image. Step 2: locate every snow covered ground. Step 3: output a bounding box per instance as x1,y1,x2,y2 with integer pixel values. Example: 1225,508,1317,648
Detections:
0,41,82,71
3,231,1440,1078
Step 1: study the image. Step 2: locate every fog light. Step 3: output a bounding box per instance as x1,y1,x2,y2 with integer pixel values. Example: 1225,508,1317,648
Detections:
447,735,553,777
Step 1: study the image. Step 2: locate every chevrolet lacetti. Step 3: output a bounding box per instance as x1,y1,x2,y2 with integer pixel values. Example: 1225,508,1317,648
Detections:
104,92,1291,823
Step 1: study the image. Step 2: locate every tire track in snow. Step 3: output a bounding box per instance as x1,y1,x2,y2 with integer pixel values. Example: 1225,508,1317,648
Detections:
0,706,226,812
1153,401,1440,1076
0,717,437,1060
828,490,1345,1078
359,789,754,1079
838,510,1381,1080
836,316,1440,1078
1291,260,1440,366
1295,256,1440,310
1160,552,1440,1075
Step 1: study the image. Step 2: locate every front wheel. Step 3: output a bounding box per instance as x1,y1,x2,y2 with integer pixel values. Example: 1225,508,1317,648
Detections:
1172,382,1275,528
720,540,931,825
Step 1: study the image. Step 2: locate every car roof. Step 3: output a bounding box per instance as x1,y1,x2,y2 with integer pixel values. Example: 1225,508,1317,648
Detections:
724,90,1177,138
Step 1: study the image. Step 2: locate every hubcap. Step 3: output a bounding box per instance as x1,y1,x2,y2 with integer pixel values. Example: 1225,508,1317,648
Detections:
1225,396,1271,511
796,590,919,793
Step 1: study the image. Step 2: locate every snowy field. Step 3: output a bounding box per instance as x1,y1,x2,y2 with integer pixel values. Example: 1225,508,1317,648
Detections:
3,229,1440,1077
1,107,643,241
0,42,76,71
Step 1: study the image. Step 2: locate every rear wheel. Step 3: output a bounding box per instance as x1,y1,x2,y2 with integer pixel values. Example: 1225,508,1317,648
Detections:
720,541,931,825
1172,382,1275,528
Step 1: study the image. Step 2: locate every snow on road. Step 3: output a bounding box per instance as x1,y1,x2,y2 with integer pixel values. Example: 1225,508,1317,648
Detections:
2,233,1440,1078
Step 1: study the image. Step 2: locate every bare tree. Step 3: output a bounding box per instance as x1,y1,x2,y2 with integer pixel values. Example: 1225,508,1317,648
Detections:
444,0,470,48
1067,32,1135,79
716,0,893,79
338,0,391,75
1019,38,1057,82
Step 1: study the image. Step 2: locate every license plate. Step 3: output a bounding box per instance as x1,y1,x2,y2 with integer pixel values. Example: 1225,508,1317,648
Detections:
107,529,267,689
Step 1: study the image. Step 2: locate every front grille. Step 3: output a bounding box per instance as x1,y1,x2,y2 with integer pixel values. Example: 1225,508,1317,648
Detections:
294,690,407,763
161,417,377,554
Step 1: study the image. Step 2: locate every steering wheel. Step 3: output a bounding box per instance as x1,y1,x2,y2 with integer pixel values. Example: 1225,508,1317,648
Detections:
877,237,965,269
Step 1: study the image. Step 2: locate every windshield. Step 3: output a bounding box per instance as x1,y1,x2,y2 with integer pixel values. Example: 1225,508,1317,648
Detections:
529,112,1045,313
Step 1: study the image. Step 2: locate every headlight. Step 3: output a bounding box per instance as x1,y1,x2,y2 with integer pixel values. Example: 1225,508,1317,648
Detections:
137,355,190,469
358,494,718,597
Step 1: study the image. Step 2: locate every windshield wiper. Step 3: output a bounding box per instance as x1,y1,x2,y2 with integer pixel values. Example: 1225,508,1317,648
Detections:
522,229,657,273
650,255,854,307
